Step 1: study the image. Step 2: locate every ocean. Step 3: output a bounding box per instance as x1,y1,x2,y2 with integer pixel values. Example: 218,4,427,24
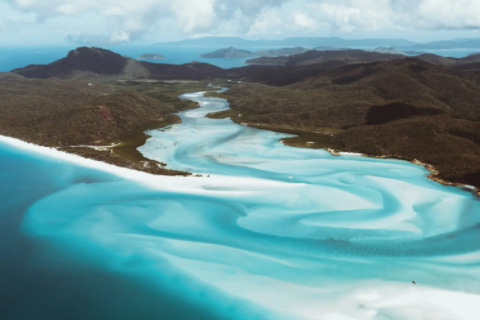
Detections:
1,91,480,319
0,46,265,72
1,46,480,72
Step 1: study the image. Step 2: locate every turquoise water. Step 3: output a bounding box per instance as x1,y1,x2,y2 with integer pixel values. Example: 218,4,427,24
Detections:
2,92,480,319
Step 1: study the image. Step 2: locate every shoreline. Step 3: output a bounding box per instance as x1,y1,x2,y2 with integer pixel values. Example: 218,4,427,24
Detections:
324,148,480,197
5,130,480,320
0,78,221,178
204,92,480,197
0,134,293,197
2,87,479,199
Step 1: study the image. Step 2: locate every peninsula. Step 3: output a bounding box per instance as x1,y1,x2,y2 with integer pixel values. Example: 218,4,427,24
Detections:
199,47,256,58
6,46,480,192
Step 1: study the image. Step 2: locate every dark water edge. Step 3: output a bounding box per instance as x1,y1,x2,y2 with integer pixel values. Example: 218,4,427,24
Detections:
0,143,265,320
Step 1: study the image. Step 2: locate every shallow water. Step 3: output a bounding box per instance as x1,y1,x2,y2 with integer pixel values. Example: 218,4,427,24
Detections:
1,92,480,320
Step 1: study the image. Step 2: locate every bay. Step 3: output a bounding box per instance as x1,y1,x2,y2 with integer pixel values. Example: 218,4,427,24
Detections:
1,91,480,320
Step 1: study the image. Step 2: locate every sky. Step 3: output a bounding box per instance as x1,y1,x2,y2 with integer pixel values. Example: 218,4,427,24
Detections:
1,0,480,46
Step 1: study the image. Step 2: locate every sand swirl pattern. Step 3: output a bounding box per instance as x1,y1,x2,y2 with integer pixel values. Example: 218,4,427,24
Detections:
1,90,480,320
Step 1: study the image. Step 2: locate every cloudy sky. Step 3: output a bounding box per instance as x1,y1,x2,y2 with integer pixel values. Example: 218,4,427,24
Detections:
1,0,480,45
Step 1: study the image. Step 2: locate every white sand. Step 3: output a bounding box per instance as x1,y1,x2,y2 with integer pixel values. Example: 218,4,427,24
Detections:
3,133,480,320
0,135,301,198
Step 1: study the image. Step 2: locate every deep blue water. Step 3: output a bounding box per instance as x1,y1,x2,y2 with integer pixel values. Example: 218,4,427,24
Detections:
2,46,480,72
1,92,480,319
0,142,274,320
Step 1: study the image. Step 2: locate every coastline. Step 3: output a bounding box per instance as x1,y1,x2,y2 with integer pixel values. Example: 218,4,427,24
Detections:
5,126,480,320
0,134,293,197
323,148,480,197
4,99,480,320
2,87,479,199
0,79,224,178
58,117,191,178
204,92,480,197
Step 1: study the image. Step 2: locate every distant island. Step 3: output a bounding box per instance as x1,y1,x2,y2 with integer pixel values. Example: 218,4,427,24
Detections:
199,47,256,59
401,38,480,50
200,47,316,59
156,35,480,51
255,47,310,57
202,46,410,62
155,36,417,48
245,49,405,66
137,54,166,60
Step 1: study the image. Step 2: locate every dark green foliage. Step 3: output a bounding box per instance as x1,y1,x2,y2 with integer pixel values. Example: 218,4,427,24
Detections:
222,58,480,188
12,47,128,78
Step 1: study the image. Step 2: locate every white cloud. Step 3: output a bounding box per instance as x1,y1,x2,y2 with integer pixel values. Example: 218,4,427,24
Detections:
171,0,217,33
246,9,283,36
416,0,480,29
293,12,317,31
66,33,113,46
2,0,480,44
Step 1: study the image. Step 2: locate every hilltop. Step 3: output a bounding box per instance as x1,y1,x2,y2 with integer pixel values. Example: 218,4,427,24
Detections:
199,47,256,58
412,53,480,75
0,72,217,175
238,50,405,85
200,47,311,60
12,47,129,79
246,48,406,66
11,47,225,81
256,47,310,57
13,46,480,84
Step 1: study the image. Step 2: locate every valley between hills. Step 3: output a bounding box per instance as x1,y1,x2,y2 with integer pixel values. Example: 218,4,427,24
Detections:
2,46,480,192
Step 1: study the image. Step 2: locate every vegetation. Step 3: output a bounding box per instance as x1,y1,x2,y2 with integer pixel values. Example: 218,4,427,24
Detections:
11,47,227,81
0,75,216,176
199,47,255,58
218,59,480,190
116,80,216,111
6,46,480,190
12,47,128,79
244,49,404,67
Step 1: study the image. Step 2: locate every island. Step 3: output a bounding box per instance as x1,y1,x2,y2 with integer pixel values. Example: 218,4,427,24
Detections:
200,47,312,59
137,54,166,60
199,47,256,58
370,47,406,55
255,47,310,57
6,46,480,192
